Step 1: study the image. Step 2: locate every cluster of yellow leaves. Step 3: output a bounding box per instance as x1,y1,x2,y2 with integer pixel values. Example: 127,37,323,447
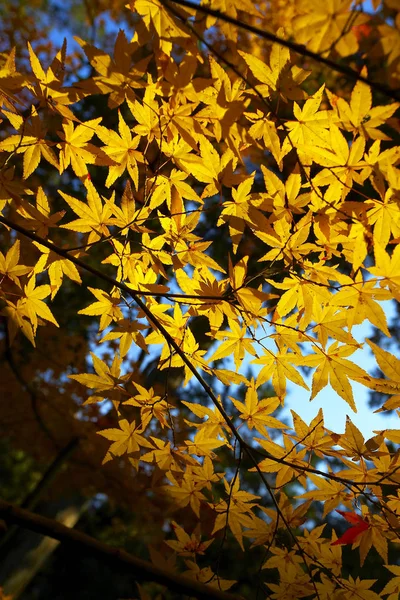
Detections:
1,0,400,598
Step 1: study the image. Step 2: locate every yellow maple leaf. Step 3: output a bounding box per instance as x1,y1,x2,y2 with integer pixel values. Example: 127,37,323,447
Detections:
162,470,207,517
75,31,149,108
304,342,370,411
97,418,149,464
0,239,31,286
166,521,213,557
20,275,59,332
252,347,309,399
33,242,81,299
57,118,107,178
368,243,400,301
100,318,148,358
78,287,123,331
230,381,286,435
209,317,257,371
184,428,226,458
329,275,391,335
327,82,399,139
96,110,141,188
124,382,171,430
130,0,191,54
16,187,65,238
252,436,307,488
293,0,367,56
69,351,130,398
60,181,117,244
212,476,260,550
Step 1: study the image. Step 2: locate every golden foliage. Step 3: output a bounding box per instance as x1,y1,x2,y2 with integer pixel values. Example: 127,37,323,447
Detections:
1,0,400,597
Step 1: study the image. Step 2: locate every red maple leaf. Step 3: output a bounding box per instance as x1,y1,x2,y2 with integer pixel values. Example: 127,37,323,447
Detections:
331,510,370,546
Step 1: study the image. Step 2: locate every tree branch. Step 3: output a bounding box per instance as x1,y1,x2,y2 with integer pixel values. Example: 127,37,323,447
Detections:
0,499,245,600
0,437,80,555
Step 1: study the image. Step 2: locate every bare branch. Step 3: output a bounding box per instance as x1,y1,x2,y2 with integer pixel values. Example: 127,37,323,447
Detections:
0,499,245,600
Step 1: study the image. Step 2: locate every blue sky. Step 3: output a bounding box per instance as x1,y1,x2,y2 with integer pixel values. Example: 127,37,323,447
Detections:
211,299,399,439
283,313,399,439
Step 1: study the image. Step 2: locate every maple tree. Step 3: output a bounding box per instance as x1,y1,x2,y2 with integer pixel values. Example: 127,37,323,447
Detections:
1,0,400,598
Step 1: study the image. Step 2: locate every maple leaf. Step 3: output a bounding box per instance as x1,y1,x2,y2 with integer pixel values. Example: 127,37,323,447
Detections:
266,563,314,598
327,81,400,139
183,428,226,458
217,174,257,252
169,328,211,385
299,125,368,201
0,47,25,111
293,0,367,56
381,565,400,599
289,409,334,458
0,239,31,287
78,287,123,331
57,118,111,178
131,0,191,54
209,317,257,371
96,111,141,188
258,163,309,222
100,318,148,358
252,436,307,488
166,521,213,557
182,398,230,442
0,108,59,178
300,342,370,411
245,109,282,167
296,472,349,517
75,30,150,108
254,210,315,265
104,180,151,236
60,181,117,244
127,87,162,142
25,40,82,120
102,240,143,284
252,346,309,399
368,243,400,301
140,438,191,473
190,456,223,490
19,275,59,333
230,381,286,435
329,274,391,335
1,299,35,346
331,510,370,546
69,352,130,401
331,415,371,460
146,169,202,212
97,418,150,464
212,476,260,550
194,56,247,149
162,470,207,517
175,135,226,198
124,382,172,430
33,242,81,299
203,0,261,42
228,256,269,317
183,561,236,592
366,191,400,248
282,85,332,160
359,340,400,411
175,267,232,333
16,187,65,238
